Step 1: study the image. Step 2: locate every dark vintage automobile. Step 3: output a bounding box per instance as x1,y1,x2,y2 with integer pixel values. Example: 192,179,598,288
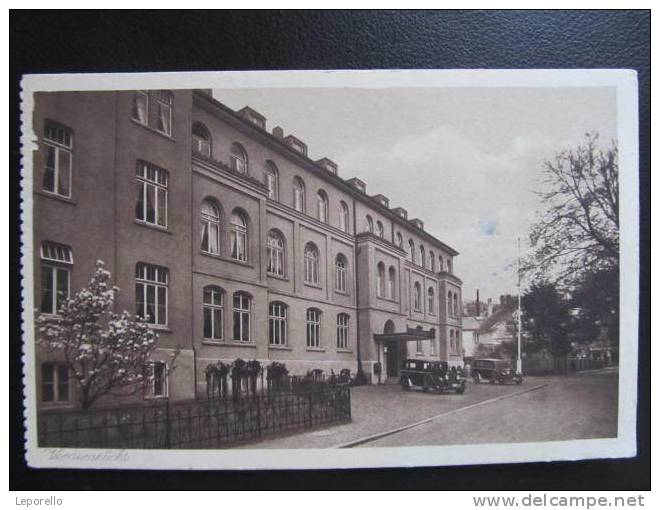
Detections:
400,359,466,394
471,358,523,385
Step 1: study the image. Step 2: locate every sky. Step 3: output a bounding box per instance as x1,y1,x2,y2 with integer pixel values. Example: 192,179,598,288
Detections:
213,86,617,303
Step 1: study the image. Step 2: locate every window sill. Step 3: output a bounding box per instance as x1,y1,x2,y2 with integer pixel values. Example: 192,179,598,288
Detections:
334,289,350,296
40,402,76,410
303,282,323,290
268,345,292,351
336,349,353,354
267,273,289,282
199,251,254,268
130,118,175,142
143,395,169,401
134,220,171,234
227,342,257,348
202,340,225,346
306,347,325,352
377,296,398,303
148,325,172,332
35,190,77,205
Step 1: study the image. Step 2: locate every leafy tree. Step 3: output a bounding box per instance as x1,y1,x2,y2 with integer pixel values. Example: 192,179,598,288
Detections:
37,261,178,410
522,280,572,356
525,133,618,287
570,266,619,348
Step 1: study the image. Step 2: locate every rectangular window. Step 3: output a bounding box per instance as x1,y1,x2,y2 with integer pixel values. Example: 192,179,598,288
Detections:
135,263,168,325
154,91,172,136
41,363,70,403
306,309,321,348
43,121,72,197
430,337,437,356
203,287,223,341
416,340,423,354
146,362,168,398
135,161,168,228
233,294,250,342
335,264,346,292
132,91,149,124
336,314,349,349
40,243,72,315
269,303,287,346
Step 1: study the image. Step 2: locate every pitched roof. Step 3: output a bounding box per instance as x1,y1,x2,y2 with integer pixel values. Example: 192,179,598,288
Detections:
478,304,516,334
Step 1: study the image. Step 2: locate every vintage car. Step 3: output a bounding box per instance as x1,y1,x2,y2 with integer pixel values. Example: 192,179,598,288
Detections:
400,359,466,394
471,358,523,385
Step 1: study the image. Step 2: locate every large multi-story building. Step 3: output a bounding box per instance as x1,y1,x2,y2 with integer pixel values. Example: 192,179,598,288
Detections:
31,89,463,409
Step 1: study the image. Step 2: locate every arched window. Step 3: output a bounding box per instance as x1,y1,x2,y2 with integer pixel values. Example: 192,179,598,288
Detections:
387,266,396,299
456,330,462,355
230,142,248,174
339,201,349,233
200,199,220,255
336,313,350,350
409,239,416,263
192,122,211,157
304,242,319,285
430,328,437,356
376,221,384,238
317,190,328,223
447,258,453,274
429,251,435,272
428,287,435,315
366,215,374,233
396,232,404,250
232,292,250,342
439,255,444,272
454,293,459,317
306,308,321,348
420,245,426,268
40,242,73,315
230,210,248,262
264,161,279,200
413,282,422,311
268,302,287,346
448,291,453,316
293,177,305,213
384,320,395,334
267,230,285,277
203,285,223,341
335,254,347,293
377,262,386,297
450,329,455,354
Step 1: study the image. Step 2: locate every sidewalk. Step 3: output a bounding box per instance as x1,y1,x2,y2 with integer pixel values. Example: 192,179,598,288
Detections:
237,375,556,449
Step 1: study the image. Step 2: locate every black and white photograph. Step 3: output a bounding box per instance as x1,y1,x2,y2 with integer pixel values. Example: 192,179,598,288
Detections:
18,69,639,471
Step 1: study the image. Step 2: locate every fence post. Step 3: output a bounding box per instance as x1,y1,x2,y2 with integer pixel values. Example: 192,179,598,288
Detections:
347,388,352,421
256,395,262,439
308,390,313,427
164,400,171,449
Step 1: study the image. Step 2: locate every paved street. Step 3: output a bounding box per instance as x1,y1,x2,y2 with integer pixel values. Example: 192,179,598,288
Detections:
239,368,618,449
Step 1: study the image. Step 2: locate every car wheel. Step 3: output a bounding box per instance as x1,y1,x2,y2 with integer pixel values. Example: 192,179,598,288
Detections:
473,373,480,384
401,378,410,391
423,374,434,392
456,385,465,394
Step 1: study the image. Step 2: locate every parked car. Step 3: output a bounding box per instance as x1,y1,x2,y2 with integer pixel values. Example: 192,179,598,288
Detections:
471,358,523,385
400,359,466,394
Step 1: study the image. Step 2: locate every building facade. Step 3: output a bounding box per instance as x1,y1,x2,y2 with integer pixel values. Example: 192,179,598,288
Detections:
31,89,463,409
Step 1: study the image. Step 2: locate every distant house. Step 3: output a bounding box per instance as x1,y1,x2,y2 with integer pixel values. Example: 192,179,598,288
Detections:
462,316,482,359
476,303,517,354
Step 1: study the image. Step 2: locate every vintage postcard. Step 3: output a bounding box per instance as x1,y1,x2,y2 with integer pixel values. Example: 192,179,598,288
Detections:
20,70,639,470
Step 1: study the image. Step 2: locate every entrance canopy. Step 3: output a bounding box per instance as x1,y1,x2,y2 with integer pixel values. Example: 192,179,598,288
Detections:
374,327,435,343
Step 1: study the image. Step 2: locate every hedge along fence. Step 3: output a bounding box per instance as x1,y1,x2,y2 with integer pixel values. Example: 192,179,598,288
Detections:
38,385,352,449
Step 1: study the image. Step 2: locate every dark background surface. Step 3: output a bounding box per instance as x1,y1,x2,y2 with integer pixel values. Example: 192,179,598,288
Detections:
10,10,650,490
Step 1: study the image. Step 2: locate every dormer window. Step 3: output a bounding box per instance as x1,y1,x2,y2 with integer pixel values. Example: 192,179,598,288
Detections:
238,106,266,129
347,178,366,193
285,135,308,156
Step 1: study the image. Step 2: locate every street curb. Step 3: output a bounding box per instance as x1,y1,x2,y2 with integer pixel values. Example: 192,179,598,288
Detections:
332,383,549,448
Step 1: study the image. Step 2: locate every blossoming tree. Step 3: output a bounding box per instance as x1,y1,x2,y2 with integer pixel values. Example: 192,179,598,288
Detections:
37,260,178,410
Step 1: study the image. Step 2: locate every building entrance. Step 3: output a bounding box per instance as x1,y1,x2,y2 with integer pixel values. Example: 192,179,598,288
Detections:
385,340,399,377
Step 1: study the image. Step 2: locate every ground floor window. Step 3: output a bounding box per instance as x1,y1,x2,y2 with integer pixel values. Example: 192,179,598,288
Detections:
336,313,349,349
269,302,287,346
306,308,321,348
145,361,168,398
233,293,251,342
41,363,70,403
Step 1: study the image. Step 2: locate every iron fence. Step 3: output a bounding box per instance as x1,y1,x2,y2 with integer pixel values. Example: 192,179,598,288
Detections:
38,386,351,449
